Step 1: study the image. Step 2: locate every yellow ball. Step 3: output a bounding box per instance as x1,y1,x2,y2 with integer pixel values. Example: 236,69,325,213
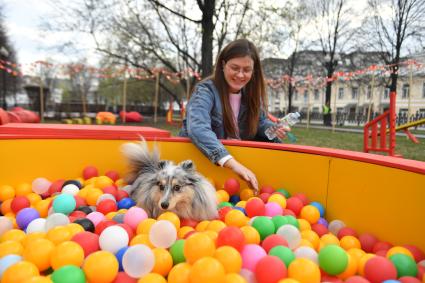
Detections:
386,246,414,259
26,193,42,206
167,263,191,283
46,226,72,245
268,194,287,208
298,239,314,248
0,185,15,201
137,273,167,283
225,209,248,227
83,251,119,283
94,176,114,189
77,187,89,199
235,200,246,209
158,212,180,230
347,248,366,264
195,220,210,232
34,199,51,218
288,258,320,283
105,212,117,220
358,253,375,276
278,279,301,283
214,246,242,273
240,225,260,245
15,183,32,196
177,226,195,239
239,189,254,201
340,236,361,250
137,218,157,235
216,190,230,203
297,219,311,231
206,220,226,233
183,232,215,264
22,232,46,248
224,273,247,283
66,223,84,237
1,199,13,215
1,229,26,243
189,256,225,283
0,240,24,257
300,205,320,224
51,241,85,270
23,238,55,271
319,233,340,249
85,189,103,206
152,248,173,276
337,253,357,280
203,230,218,242
115,178,126,188
301,230,320,250
22,276,52,283
1,261,40,283
130,234,155,248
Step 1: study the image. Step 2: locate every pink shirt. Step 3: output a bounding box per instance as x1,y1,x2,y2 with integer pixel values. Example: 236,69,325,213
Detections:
229,92,241,138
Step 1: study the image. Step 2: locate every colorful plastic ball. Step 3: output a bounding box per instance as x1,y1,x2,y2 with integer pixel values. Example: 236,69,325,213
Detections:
167,263,190,283
240,225,261,245
116,190,129,201
95,219,117,235
403,245,425,262
1,261,40,283
113,272,137,283
259,192,271,203
240,188,255,201
338,227,358,239
86,211,105,226
22,238,54,271
0,240,23,258
241,244,267,271
115,246,129,271
340,235,361,250
240,268,257,283
61,184,80,195
32,178,51,195
218,206,233,221
73,218,95,232
251,216,275,241
184,232,215,263
138,273,167,283
389,253,418,277
214,246,242,273
52,194,76,215
245,198,266,217
189,256,225,283
0,254,22,278
0,185,15,202
216,226,245,251
224,178,240,195
148,220,177,248
285,197,303,216
294,246,318,264
224,273,247,283
169,239,185,265
152,248,173,276
96,199,118,215
122,244,155,278
276,224,301,249
224,209,247,227
398,277,422,283
328,219,346,236
0,216,13,237
76,205,93,214
71,231,100,257
300,205,320,224
17,208,40,230
99,225,129,253
288,258,320,283
124,206,148,230
51,241,84,270
105,170,120,182
364,255,398,282
309,201,325,217
269,246,295,268
265,202,283,217
45,213,70,231
262,234,288,253
83,166,99,180
1,229,26,244
51,265,86,283
229,195,241,204
268,193,287,208
48,179,65,196
83,250,119,283
317,217,328,227
255,255,287,283
318,244,348,275
11,196,31,214
157,212,180,230
345,275,371,283
311,223,328,237
117,198,135,209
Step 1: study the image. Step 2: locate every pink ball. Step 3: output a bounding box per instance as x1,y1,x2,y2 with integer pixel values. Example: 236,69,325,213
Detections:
241,244,267,271
261,234,288,253
282,209,296,217
344,276,371,283
364,256,397,283
286,197,303,216
373,241,393,253
224,178,240,195
32,177,52,195
86,211,105,226
123,206,148,230
255,255,287,283
83,166,99,180
359,233,378,253
264,202,283,217
259,193,271,203
260,185,274,194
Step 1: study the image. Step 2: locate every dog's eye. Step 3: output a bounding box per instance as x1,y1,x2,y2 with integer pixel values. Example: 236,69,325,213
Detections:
173,185,181,192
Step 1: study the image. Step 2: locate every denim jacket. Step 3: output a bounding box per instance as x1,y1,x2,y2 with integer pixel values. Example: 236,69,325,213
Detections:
179,79,278,164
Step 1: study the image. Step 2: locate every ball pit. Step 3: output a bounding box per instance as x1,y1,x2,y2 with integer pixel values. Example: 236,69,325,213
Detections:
0,130,425,283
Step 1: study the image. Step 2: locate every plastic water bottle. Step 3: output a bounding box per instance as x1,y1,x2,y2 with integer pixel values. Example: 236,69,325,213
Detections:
265,112,301,142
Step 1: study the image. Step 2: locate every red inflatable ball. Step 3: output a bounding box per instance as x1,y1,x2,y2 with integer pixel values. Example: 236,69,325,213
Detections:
403,245,425,262
311,223,329,237
344,276,371,283
95,219,117,235
261,234,288,253
113,272,137,283
116,190,129,201
337,226,358,239
11,196,31,214
83,166,99,180
245,198,265,217
180,218,198,228
71,231,100,257
286,197,303,216
119,111,143,122
48,179,65,196
364,256,397,283
255,255,287,283
399,276,422,283
373,241,393,254
105,170,120,182
216,226,245,252
359,233,378,253
223,178,240,195
96,199,118,215
260,185,274,194
218,206,233,221
293,193,309,206
0,107,9,125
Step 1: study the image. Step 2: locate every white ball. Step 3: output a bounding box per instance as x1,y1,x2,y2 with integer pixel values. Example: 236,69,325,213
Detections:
328,220,346,236
0,216,13,237
96,194,117,205
99,225,129,253
122,244,154,278
276,224,301,249
149,220,177,248
239,268,257,283
32,177,51,195
26,218,47,234
294,246,318,264
61,184,80,195
45,213,70,231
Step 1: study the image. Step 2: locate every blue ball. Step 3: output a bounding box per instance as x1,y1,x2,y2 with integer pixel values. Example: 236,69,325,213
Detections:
115,246,129,271
16,208,40,230
229,195,241,204
233,206,246,215
310,201,325,217
0,255,22,277
117,197,136,209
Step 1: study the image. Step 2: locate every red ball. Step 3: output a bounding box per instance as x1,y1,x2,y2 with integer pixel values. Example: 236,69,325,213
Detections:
102,186,118,199
293,193,309,206
320,274,343,282
10,196,30,214
223,178,240,195
261,234,288,253
69,210,87,219
96,199,118,215
281,209,296,217
112,272,137,283
48,179,65,196
344,276,370,283
216,226,246,252
83,166,99,180
372,241,393,253
218,206,233,221
95,219,117,235
180,218,198,228
403,245,425,262
116,190,129,201
74,195,87,208
255,255,287,283
260,185,274,194
183,230,197,239
105,170,120,182
399,276,422,283
359,233,378,253
337,227,358,239
416,265,425,281
259,193,270,203
71,231,100,257
311,223,329,237
117,223,135,240
286,197,303,216
364,256,397,283
245,198,265,217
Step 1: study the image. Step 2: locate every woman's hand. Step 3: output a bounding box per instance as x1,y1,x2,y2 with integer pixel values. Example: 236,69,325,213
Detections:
274,125,291,140
223,158,258,195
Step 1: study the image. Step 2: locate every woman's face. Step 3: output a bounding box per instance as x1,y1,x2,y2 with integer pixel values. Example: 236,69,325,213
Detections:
223,56,254,93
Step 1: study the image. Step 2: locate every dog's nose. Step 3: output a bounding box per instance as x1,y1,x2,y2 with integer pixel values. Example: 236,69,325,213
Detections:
161,202,169,209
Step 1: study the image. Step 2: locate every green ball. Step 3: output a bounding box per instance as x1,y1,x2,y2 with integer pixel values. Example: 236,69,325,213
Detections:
252,216,275,240
276,188,290,198
389,253,418,277
51,265,86,283
218,202,233,208
284,215,299,229
170,239,186,264
52,194,76,215
318,245,348,275
269,246,295,268
272,215,289,232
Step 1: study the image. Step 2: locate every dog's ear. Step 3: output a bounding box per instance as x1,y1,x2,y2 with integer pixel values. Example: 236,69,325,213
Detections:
158,160,169,170
178,160,195,172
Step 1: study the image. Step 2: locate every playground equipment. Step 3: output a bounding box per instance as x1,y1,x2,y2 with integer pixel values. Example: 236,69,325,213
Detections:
0,107,40,125
388,118,425,144
96,112,117,124
119,111,143,123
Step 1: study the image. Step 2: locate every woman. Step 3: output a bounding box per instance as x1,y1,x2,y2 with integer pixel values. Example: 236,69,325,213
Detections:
180,39,288,193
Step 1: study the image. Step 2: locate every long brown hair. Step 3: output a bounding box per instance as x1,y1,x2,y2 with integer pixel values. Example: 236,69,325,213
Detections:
213,39,267,138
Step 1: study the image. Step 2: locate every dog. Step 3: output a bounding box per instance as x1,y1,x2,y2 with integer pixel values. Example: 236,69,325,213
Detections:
121,139,218,221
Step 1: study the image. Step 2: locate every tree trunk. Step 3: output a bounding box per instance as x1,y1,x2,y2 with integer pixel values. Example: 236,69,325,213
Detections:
200,0,215,77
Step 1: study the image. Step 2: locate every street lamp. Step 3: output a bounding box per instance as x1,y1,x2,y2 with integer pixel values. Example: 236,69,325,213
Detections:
0,46,9,109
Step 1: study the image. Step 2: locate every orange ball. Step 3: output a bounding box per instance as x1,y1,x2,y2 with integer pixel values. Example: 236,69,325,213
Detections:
46,226,72,245
240,225,261,245
224,209,248,227
358,253,375,276
130,234,155,248
300,205,320,224
15,183,32,196
340,236,361,250
137,273,167,283
1,229,26,243
183,232,215,264
337,253,358,280
167,263,191,283
23,238,55,271
157,212,180,230
224,273,247,283
216,190,230,203
189,256,225,283
195,220,210,232
152,248,173,276
288,258,320,283
51,241,85,270
206,220,226,233
301,230,320,250
1,261,40,283
178,226,195,239
240,189,254,201
26,193,42,206
137,218,157,235
34,199,51,218
0,240,24,257
0,185,15,201
94,176,114,189
214,246,242,273
1,199,13,215
83,251,119,283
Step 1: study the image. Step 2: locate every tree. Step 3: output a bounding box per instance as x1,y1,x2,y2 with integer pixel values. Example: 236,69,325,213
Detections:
361,0,425,93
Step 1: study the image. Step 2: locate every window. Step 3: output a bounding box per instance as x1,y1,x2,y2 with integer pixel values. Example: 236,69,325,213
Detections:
422,82,425,98
367,85,372,99
352,87,359,99
314,89,320,100
337,107,344,114
402,84,409,99
384,88,390,99
304,90,308,103
399,108,408,116
338,87,344,99
312,107,319,113
419,109,425,116
293,90,298,100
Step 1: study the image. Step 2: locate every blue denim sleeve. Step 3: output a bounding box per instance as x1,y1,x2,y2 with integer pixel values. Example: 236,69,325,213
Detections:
186,85,230,164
